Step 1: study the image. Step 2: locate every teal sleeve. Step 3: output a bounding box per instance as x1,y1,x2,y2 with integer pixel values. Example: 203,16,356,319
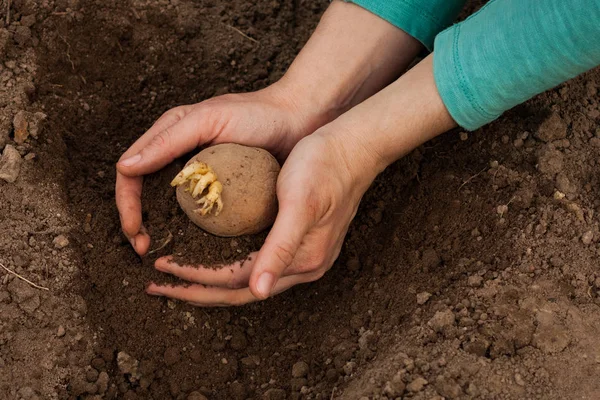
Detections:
344,0,466,51
434,0,600,131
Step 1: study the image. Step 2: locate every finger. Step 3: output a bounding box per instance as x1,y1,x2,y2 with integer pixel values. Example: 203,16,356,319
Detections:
117,109,219,177
147,283,256,307
154,254,258,288
249,201,314,299
116,173,143,237
130,226,151,256
147,272,319,307
115,106,192,246
154,252,317,289
115,174,152,255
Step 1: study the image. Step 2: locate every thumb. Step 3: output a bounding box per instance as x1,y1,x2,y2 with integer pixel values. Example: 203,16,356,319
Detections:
249,201,313,299
117,111,216,177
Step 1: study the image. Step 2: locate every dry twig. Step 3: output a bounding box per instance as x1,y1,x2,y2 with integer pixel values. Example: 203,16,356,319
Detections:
59,35,75,71
148,231,174,255
223,23,258,44
0,262,49,291
458,167,487,192
5,0,11,26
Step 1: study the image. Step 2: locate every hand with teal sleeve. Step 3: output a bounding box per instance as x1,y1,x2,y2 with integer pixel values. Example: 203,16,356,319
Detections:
433,0,600,130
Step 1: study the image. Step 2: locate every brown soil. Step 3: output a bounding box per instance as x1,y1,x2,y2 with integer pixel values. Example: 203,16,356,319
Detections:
1,1,599,399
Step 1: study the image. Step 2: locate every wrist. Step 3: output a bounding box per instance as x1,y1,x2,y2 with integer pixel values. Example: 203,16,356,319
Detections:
268,0,423,141
260,81,330,145
322,55,456,175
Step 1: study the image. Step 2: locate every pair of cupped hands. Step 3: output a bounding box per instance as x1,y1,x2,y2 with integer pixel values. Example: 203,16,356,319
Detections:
115,0,456,307
116,85,382,306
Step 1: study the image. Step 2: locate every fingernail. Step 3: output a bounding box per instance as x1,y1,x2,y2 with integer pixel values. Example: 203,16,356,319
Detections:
129,236,136,249
154,260,167,272
146,284,161,296
120,154,141,167
256,272,275,298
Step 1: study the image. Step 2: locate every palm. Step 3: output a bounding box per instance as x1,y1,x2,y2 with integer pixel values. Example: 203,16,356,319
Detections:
116,89,311,255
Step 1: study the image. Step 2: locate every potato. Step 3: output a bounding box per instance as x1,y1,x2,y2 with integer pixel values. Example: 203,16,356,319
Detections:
172,143,280,237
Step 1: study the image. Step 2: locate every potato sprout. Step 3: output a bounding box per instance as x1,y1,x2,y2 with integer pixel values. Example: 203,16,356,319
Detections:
170,161,224,216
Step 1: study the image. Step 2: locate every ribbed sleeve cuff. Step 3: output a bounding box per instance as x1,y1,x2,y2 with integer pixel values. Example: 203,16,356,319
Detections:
347,0,452,51
433,25,499,131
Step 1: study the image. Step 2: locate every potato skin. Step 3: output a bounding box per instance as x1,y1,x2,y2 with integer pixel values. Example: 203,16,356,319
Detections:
176,143,280,237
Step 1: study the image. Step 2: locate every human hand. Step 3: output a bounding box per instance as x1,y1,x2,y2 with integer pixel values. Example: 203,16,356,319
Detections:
116,86,319,255
145,54,456,306
145,129,381,305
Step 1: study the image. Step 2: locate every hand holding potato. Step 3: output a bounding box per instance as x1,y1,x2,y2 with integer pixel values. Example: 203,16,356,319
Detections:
144,55,456,306
116,87,318,256
146,131,380,305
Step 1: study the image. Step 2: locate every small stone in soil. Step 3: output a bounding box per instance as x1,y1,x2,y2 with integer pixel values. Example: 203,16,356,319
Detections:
416,291,432,305
117,352,141,380
13,110,29,144
467,275,483,287
291,361,309,378
53,235,69,249
96,372,109,394
407,376,428,392
57,325,66,337
428,309,456,333
343,361,356,375
535,112,567,143
86,368,99,383
383,375,406,397
0,144,22,183
582,231,594,245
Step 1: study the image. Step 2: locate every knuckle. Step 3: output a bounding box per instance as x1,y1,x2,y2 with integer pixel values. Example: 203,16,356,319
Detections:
170,106,189,122
227,275,245,289
162,105,189,124
272,241,296,269
148,132,167,149
148,128,174,155
195,104,229,139
228,293,247,307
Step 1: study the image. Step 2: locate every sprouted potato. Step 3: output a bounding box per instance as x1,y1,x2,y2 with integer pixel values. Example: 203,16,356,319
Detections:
171,143,280,237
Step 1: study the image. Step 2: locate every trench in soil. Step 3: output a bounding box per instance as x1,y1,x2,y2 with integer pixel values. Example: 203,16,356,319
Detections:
31,0,545,398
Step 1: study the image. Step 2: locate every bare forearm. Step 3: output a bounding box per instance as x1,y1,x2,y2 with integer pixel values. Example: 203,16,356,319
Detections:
326,54,456,181
276,0,422,132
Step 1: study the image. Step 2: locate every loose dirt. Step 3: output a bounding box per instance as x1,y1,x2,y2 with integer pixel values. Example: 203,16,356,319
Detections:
1,1,599,399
